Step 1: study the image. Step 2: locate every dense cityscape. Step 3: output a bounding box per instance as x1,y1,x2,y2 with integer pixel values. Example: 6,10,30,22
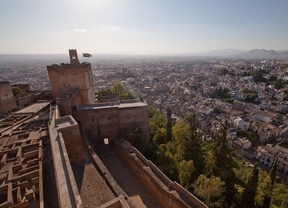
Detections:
2,50,288,207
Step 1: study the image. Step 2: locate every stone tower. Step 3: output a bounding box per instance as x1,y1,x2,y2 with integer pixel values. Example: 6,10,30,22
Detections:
69,49,80,65
47,49,94,105
0,81,17,115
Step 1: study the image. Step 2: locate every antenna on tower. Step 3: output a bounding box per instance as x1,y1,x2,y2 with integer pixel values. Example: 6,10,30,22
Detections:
75,43,77,49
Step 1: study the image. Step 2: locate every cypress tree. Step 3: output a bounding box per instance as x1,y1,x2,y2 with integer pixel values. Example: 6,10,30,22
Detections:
213,121,237,207
270,157,278,186
182,113,205,173
241,163,259,208
263,157,278,208
166,107,172,142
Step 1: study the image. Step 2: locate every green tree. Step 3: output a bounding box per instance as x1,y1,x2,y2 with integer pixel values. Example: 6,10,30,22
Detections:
179,113,205,178
241,164,259,208
111,82,125,94
166,107,172,142
172,119,190,147
271,183,288,207
253,70,267,82
194,175,226,207
178,160,196,190
270,157,278,186
156,144,178,180
262,157,279,208
213,121,238,207
153,127,166,145
121,92,133,100
257,175,271,208
12,86,21,96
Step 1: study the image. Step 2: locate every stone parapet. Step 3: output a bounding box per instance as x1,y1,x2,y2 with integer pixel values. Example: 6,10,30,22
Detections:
115,140,207,208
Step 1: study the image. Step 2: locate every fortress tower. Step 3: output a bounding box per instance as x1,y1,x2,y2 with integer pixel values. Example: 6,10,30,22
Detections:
0,81,17,115
47,49,94,105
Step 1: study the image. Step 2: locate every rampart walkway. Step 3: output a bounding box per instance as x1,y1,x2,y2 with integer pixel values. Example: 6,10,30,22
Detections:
93,143,163,208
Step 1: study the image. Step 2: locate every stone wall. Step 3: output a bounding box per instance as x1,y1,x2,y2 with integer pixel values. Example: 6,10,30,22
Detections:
119,107,149,140
0,81,17,115
99,94,121,103
115,140,207,208
16,93,36,107
56,97,72,117
73,107,120,143
49,105,83,208
72,104,149,143
56,116,84,163
47,63,94,104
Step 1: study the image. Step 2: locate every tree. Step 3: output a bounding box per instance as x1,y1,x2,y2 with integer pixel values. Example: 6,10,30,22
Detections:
262,157,279,208
271,183,288,207
156,144,178,181
253,70,266,82
179,113,205,177
172,119,190,146
153,127,166,145
178,160,196,190
111,82,133,100
241,164,259,208
12,86,21,96
194,175,226,207
213,121,235,174
111,82,125,94
270,157,278,186
166,107,172,142
213,121,238,207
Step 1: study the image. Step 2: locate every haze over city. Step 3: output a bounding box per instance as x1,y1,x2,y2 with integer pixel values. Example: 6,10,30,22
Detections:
1,0,288,55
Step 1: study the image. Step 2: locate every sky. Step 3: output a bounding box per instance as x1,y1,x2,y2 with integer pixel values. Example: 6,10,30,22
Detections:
1,0,288,55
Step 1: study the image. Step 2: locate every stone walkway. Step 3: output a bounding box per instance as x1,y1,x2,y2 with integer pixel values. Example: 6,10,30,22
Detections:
71,142,115,208
95,144,163,208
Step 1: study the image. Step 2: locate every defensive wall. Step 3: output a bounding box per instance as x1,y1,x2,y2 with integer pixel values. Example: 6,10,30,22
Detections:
15,91,53,108
98,93,121,103
115,140,208,208
0,81,17,115
56,115,84,163
48,105,82,208
47,63,94,104
72,99,149,143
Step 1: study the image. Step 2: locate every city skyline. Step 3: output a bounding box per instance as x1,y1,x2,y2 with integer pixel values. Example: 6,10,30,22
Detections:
1,0,288,55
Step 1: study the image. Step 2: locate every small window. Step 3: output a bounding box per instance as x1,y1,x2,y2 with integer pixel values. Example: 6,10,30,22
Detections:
92,119,94,122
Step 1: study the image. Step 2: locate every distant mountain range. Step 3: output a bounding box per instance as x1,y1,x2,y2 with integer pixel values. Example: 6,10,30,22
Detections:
189,49,288,59
1,49,288,62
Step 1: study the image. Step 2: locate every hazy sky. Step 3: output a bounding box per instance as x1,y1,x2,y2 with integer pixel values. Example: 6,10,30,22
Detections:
1,0,288,55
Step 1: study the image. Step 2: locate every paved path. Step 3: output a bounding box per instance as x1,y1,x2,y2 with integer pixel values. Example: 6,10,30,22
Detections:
95,144,163,208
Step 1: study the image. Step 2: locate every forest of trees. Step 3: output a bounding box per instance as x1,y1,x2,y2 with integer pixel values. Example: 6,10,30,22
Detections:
137,107,288,208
